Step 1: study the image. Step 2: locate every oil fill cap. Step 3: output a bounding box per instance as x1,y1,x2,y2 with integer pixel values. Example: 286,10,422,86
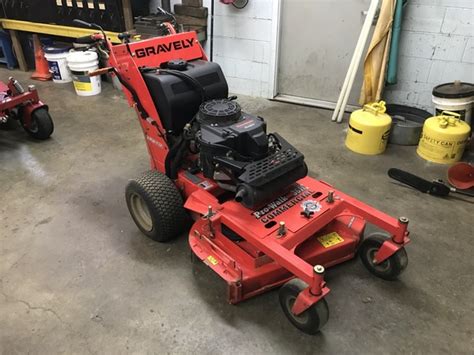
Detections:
167,59,188,71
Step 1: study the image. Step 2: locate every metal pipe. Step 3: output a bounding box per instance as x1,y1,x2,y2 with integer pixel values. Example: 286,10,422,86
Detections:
332,0,381,123
336,0,380,123
310,265,325,296
210,0,215,61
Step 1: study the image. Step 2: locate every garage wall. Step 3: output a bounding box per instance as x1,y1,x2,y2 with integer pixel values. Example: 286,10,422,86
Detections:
148,1,473,107
384,0,474,110
149,1,279,98
210,0,474,106
211,0,277,98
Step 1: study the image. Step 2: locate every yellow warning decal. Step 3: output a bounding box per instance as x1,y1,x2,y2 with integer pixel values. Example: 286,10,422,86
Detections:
317,232,344,248
206,255,219,265
73,81,93,91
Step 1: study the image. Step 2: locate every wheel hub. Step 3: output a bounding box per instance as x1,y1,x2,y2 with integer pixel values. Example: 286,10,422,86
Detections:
367,247,390,272
129,192,153,232
28,118,39,133
286,296,309,324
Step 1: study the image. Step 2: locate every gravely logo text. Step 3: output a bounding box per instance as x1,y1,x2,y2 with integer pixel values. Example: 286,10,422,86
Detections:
135,39,195,58
253,184,313,223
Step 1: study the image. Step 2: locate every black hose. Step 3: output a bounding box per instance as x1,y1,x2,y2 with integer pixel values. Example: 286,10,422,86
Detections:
113,69,149,119
159,69,208,103
113,68,167,141
140,66,208,104
165,136,189,179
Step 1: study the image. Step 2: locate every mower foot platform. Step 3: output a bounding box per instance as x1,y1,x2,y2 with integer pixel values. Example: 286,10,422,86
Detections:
186,176,410,334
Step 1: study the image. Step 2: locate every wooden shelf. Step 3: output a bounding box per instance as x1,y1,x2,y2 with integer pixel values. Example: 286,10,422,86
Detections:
0,19,123,71
0,19,122,43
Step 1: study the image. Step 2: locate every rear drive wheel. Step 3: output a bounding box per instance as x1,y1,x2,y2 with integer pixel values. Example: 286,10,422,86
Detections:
23,108,54,140
359,233,408,280
125,170,187,242
279,278,329,334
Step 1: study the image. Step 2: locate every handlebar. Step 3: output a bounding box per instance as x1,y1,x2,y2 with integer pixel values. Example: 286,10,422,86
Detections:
73,19,93,28
73,19,110,50
75,34,98,44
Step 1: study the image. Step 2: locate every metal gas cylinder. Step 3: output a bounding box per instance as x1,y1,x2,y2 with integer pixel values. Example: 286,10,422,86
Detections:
345,101,392,155
417,111,471,164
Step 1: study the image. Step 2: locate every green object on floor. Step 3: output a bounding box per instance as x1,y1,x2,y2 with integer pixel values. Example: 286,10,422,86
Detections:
386,0,407,85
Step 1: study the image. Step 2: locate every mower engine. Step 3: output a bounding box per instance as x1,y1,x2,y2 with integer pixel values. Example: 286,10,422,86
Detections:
195,99,307,208
142,59,307,208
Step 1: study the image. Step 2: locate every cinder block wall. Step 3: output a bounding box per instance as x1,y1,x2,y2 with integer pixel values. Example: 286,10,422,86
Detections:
384,0,474,111
211,0,275,98
149,1,274,97
210,0,474,106
151,1,473,107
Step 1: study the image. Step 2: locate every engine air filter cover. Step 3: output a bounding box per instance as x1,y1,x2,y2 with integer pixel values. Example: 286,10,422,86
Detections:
198,99,242,125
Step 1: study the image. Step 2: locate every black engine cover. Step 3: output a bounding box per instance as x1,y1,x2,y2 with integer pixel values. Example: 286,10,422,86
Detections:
197,100,268,177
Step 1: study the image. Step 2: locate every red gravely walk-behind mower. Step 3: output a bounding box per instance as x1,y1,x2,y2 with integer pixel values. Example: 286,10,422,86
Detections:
0,77,54,139
76,19,411,334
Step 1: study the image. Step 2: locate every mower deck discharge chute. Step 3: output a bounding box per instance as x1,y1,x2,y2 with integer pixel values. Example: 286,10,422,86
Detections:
88,24,411,334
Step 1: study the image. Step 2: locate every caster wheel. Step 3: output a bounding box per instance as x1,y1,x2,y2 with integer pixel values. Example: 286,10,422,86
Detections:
359,232,408,280
125,170,187,242
22,108,54,140
279,279,329,334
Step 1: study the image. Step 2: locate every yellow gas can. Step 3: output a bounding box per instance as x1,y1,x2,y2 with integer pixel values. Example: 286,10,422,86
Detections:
345,101,392,155
417,111,471,164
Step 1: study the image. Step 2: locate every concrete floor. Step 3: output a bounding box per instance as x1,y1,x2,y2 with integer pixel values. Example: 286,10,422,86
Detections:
1,69,473,354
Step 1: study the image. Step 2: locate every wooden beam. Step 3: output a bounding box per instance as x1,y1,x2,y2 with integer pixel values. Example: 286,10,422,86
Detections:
0,19,122,43
9,30,27,72
175,15,207,27
174,5,208,18
182,0,203,6
122,0,134,32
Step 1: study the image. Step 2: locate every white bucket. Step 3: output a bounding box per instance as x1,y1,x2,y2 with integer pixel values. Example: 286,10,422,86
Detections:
432,81,474,126
66,51,101,97
432,96,473,125
44,46,72,83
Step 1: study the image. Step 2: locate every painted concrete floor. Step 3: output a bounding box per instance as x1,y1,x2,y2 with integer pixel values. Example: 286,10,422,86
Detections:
1,69,473,354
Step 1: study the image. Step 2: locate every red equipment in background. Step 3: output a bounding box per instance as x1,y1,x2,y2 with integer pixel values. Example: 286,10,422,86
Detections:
81,21,411,334
0,77,54,139
220,0,249,9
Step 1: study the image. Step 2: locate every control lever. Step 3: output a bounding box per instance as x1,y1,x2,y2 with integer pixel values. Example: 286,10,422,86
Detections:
118,32,131,43
73,19,109,50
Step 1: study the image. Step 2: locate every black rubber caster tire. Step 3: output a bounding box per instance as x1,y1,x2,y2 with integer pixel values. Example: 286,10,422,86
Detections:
359,233,408,281
23,108,54,140
125,170,187,242
279,278,329,334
